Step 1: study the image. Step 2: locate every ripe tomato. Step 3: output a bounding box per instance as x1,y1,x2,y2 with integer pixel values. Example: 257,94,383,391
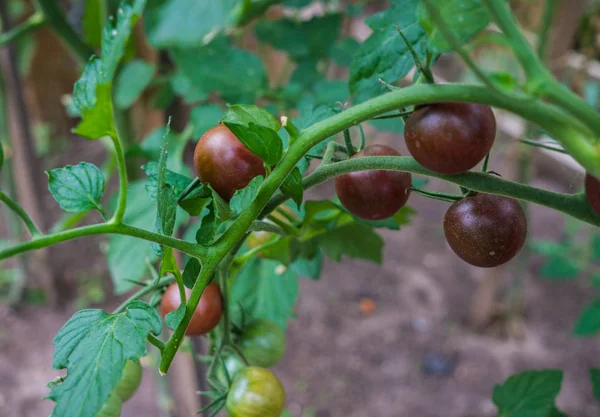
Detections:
443,193,527,267
160,282,223,336
585,174,600,217
194,125,266,201
335,144,412,220
225,367,286,417
96,393,122,417
216,352,247,387
404,103,496,175
238,319,285,368
114,360,142,402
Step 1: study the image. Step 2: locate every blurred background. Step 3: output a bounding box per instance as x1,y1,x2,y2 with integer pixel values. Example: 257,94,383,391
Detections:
1,0,600,416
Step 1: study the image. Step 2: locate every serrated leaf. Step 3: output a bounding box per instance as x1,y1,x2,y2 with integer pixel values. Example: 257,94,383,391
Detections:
331,37,360,68
170,37,267,103
573,300,600,336
148,0,237,48
196,188,232,244
191,104,225,139
318,222,384,263
165,303,186,330
230,176,264,214
418,0,489,52
222,104,280,132
281,167,303,209
153,122,177,256
290,248,322,280
492,369,563,417
183,258,201,289
231,258,299,329
114,59,156,109
225,122,282,167
48,301,160,417
349,0,427,104
47,162,105,214
73,66,116,140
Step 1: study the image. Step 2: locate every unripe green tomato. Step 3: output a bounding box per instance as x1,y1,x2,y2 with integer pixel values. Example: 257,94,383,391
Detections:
226,367,285,417
95,393,122,417
114,360,142,402
238,319,285,368
215,353,247,387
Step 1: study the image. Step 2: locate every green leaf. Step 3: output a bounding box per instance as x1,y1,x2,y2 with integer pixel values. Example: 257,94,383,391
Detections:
196,188,232,244
230,176,264,214
290,248,322,280
182,258,201,289
165,304,186,330
330,37,360,68
222,104,280,132
261,237,299,266
590,368,600,404
231,258,299,329
281,167,303,209
148,0,237,48
153,122,177,255
289,59,320,89
48,301,160,417
573,300,600,336
540,257,581,280
225,123,283,167
114,59,156,109
349,0,427,104
170,37,267,103
355,205,416,230
83,0,103,48
492,369,563,417
170,72,208,104
191,104,225,139
311,79,349,106
230,0,281,26
592,234,600,259
46,162,105,214
548,407,569,417
255,13,342,59
293,103,338,172
418,0,489,52
319,223,384,263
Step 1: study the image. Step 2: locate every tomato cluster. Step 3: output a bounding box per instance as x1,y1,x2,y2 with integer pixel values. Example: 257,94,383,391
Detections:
160,282,223,335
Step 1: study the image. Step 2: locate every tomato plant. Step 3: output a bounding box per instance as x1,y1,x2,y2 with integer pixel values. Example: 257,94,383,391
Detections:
225,367,286,417
0,0,599,416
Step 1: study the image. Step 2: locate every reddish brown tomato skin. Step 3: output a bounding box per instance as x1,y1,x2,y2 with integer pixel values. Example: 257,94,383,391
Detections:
160,282,223,335
585,174,600,217
404,103,496,175
335,145,412,221
443,194,527,268
194,125,266,201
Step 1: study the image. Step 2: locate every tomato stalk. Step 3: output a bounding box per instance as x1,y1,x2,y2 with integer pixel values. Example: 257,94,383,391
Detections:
0,189,42,237
0,12,45,47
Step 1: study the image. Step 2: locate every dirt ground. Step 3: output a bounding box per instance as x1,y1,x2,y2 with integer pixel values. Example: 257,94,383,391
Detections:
1,132,600,417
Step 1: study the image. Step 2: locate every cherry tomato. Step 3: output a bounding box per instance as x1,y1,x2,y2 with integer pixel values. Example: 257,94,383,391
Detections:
194,125,266,201
335,144,412,220
226,367,285,417
216,352,247,387
160,282,223,336
585,174,600,217
96,393,122,417
238,319,285,368
443,193,527,267
114,360,142,402
404,103,496,175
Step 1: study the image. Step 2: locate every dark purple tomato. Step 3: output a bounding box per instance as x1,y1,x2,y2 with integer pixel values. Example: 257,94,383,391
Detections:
585,174,600,217
404,103,496,175
443,193,527,267
194,125,266,201
335,145,412,221
160,282,223,336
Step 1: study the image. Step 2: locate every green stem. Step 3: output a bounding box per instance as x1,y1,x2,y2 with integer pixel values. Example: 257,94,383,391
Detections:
410,187,462,203
110,133,128,224
0,189,42,237
343,129,354,157
266,214,300,236
113,277,177,315
234,238,279,264
35,0,93,63
0,12,45,46
518,138,567,154
483,0,600,136
537,0,558,60
0,223,206,261
148,334,166,351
